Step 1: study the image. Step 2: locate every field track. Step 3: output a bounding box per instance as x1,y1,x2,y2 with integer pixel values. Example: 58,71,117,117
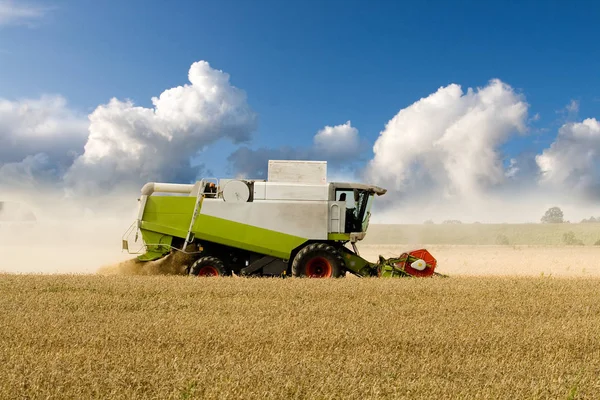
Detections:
1,275,599,399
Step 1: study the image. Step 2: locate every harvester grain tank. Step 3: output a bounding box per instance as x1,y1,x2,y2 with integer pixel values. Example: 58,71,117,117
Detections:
122,160,441,278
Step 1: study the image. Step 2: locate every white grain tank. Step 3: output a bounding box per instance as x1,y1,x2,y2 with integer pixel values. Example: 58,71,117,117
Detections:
267,160,327,184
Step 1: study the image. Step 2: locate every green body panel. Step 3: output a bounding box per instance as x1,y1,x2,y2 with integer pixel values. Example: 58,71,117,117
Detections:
138,229,174,261
137,196,195,261
192,214,307,259
140,221,188,239
138,250,170,262
339,247,375,276
142,196,196,233
327,233,351,241
138,195,308,260
378,263,412,278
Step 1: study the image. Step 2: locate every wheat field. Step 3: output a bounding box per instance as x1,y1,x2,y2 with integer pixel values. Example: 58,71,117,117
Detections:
2,223,600,398
363,223,600,246
360,244,600,277
1,274,599,399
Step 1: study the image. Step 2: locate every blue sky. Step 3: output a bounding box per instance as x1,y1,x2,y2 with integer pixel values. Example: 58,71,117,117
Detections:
1,0,600,222
3,0,598,153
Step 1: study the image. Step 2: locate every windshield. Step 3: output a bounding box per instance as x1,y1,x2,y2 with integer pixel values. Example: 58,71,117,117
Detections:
335,189,374,233
361,194,374,231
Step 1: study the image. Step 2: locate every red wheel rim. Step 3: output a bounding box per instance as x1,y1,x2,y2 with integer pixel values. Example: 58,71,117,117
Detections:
197,266,219,277
305,257,332,278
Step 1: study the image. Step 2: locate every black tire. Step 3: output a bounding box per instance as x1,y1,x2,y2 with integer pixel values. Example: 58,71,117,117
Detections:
189,256,229,277
291,243,346,278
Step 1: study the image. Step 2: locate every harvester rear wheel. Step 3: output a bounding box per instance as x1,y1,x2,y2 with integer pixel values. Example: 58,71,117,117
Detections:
189,256,229,277
292,243,345,278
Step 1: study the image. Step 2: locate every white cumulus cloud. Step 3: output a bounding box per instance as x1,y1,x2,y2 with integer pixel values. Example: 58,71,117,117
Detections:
64,60,257,195
365,79,529,200
3,62,600,225
362,79,535,222
228,121,363,179
313,121,360,161
0,95,88,187
536,118,600,200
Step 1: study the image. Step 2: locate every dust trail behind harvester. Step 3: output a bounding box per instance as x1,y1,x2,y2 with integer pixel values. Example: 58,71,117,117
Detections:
97,251,196,276
0,187,184,275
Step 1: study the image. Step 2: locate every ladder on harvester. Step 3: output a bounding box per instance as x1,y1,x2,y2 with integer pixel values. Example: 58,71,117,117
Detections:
183,178,219,249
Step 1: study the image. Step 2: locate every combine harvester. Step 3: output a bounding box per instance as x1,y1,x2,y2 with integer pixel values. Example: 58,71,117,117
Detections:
122,160,443,278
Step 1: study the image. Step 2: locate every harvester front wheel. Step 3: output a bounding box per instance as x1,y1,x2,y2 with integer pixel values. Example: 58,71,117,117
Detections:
292,243,345,278
189,256,228,277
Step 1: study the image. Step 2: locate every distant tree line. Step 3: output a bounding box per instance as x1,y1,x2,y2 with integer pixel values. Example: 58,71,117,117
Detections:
541,206,600,224
580,216,600,223
422,220,463,224
421,206,600,224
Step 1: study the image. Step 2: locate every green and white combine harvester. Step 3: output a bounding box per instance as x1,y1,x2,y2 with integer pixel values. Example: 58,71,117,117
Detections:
122,160,442,278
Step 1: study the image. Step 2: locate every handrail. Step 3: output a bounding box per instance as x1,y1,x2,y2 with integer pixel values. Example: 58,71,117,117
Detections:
140,182,195,196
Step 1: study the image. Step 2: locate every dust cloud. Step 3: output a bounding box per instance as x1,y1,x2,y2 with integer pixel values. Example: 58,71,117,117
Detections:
0,185,209,275
97,247,197,276
0,188,138,274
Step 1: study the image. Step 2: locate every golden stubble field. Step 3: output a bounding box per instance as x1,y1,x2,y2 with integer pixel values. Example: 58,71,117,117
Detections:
2,223,600,398
1,274,600,399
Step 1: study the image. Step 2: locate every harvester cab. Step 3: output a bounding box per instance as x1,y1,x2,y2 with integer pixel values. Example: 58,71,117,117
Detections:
333,184,379,236
122,160,441,278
